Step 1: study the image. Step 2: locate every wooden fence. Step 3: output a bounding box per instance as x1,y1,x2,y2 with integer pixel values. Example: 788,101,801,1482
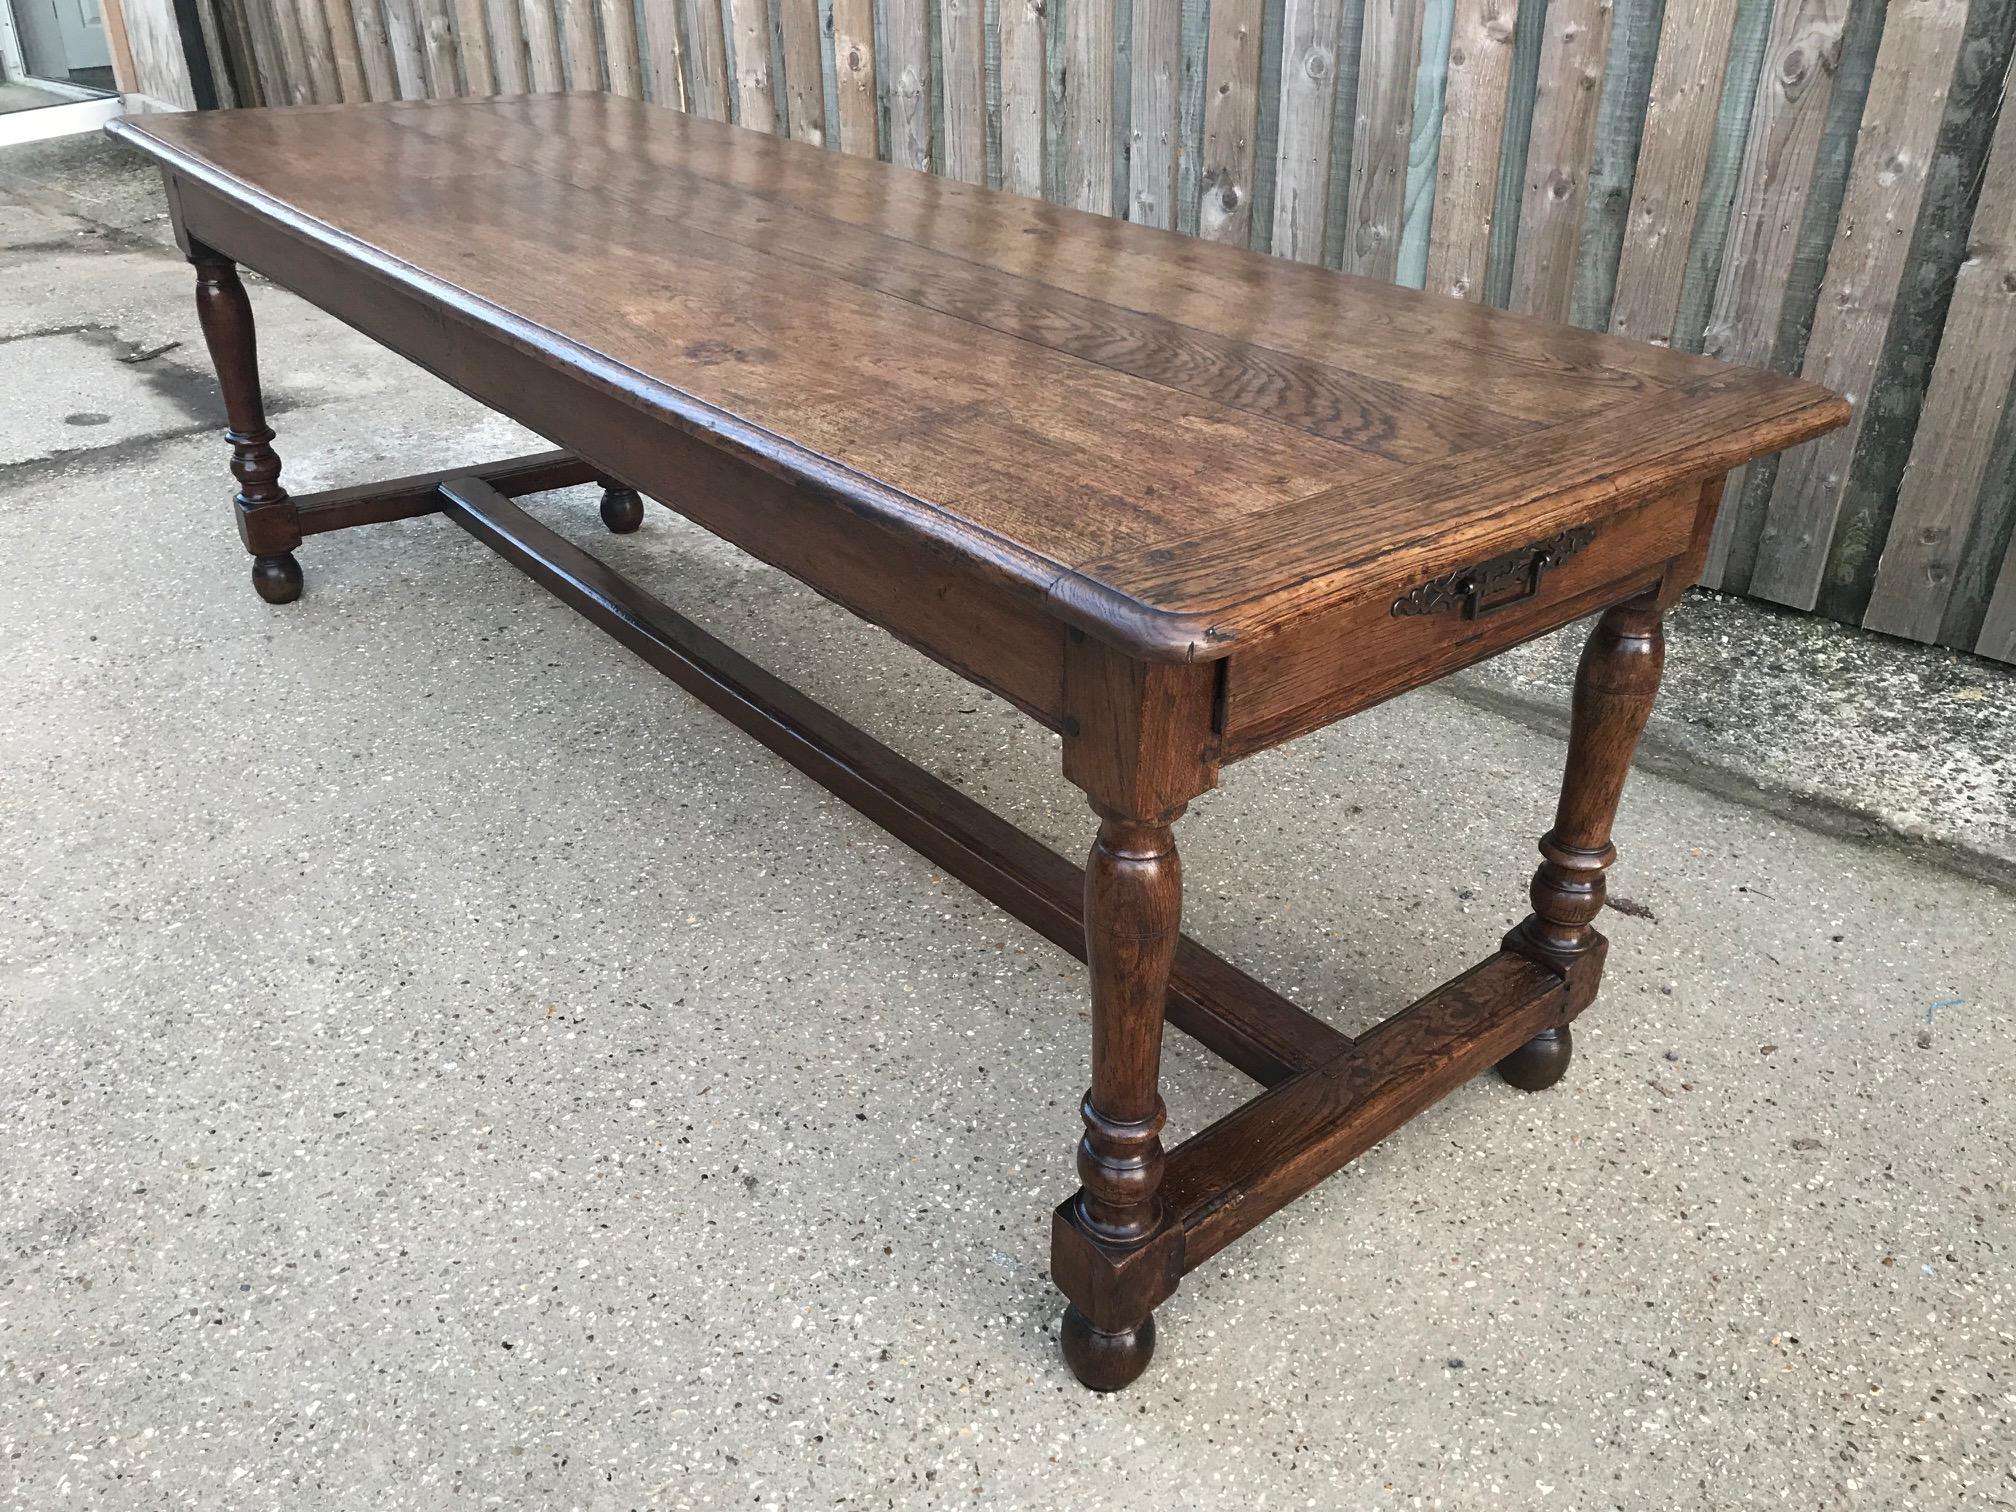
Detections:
189,0,2016,664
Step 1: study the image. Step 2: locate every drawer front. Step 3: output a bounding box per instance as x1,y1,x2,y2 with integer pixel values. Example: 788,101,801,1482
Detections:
1219,480,1706,760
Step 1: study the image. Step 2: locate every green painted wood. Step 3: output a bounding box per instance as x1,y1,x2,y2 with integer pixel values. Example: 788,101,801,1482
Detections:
1246,0,1289,250
1396,0,1454,288
1718,0,1885,595
1815,0,2016,625
1669,0,1775,354
1482,0,1546,307
1317,0,1366,267
1570,0,1664,332
1947,383,2016,658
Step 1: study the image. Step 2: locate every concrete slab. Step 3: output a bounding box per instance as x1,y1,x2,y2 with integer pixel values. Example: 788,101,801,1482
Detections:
2,139,2012,1512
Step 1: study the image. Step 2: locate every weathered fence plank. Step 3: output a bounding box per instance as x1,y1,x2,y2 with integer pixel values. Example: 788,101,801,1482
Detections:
725,0,773,124
996,0,1040,189
319,0,370,96
1340,0,1421,277
1698,0,1849,586
381,0,430,95
683,0,731,116
939,0,984,172
1175,0,1210,229
1608,0,1743,344
1199,0,1266,243
1423,0,1517,298
1748,0,1969,610
778,0,824,136
294,0,347,100
1863,94,2016,642
414,0,459,91
483,0,527,91
1395,0,1453,288
1507,0,1613,320
885,0,933,169
1979,536,2016,664
1270,0,1348,261
1062,0,1118,211
598,0,643,94
520,0,566,89
831,0,878,151
1129,0,1181,226
557,0,600,87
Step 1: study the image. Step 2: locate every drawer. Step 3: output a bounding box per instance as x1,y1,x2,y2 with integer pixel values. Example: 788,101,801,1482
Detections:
1217,479,1706,761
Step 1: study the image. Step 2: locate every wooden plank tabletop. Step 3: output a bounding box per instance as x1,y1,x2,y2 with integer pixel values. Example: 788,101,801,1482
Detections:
111,94,1846,659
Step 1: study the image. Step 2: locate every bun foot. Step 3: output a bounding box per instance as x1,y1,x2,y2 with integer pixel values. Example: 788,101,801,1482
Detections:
1060,1305,1156,1392
599,485,644,534
251,551,303,604
1497,1024,1573,1091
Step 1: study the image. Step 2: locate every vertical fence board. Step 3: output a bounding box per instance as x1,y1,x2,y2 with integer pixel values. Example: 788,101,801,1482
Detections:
686,0,731,112
1980,539,2016,664
1668,0,1774,350
996,0,1041,188
1174,0,1210,230
779,0,825,134
238,0,291,103
1395,0,1453,286
1246,0,1287,246
420,0,464,92
1942,368,2016,654
521,0,566,87
1062,0,1118,210
348,0,401,95
1748,0,1969,610
1570,0,1660,329
484,0,528,90
1424,0,1518,297
832,0,879,149
1316,0,1364,264
294,0,347,99
885,0,933,167
1340,0,1422,275
1815,0,2016,624
453,0,495,91
600,0,644,93
1507,0,1613,319
728,0,776,124
1698,0,1849,584
1862,82,2016,641
1482,0,1546,304
1608,0,1742,342
558,0,602,86
940,0,985,174
380,0,430,93
1130,0,1180,224
1198,0,1266,241
269,0,317,101
1269,0,1346,261
320,0,371,95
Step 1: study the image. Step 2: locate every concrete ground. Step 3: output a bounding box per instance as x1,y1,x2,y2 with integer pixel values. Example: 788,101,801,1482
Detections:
2,137,2011,1511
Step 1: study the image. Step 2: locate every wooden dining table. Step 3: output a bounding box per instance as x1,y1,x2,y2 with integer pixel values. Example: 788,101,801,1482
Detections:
109,93,1848,1393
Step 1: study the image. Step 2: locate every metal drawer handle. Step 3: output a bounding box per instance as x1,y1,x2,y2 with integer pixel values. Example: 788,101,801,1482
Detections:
1391,525,1599,620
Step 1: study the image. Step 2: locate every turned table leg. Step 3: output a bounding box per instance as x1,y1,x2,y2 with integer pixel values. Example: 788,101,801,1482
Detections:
1059,805,1183,1390
190,245,303,604
1501,592,1666,1090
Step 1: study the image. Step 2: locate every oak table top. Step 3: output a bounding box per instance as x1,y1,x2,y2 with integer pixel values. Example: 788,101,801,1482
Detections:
112,94,1844,660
